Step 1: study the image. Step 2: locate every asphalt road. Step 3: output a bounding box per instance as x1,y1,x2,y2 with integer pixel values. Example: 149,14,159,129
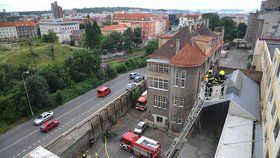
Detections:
0,68,146,158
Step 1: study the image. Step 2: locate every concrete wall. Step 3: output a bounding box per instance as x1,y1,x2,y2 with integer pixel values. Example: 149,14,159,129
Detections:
45,83,146,158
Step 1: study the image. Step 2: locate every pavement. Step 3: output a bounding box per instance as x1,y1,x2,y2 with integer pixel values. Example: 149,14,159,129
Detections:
0,68,146,158
219,46,250,69
85,108,173,158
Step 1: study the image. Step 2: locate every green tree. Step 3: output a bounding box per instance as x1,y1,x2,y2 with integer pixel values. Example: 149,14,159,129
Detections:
64,49,101,82
123,28,134,53
25,74,50,111
228,29,240,41
79,23,86,29
202,13,220,31
133,27,142,45
49,44,55,61
42,30,58,43
219,16,237,41
100,31,123,54
237,23,247,38
144,40,158,54
84,21,102,50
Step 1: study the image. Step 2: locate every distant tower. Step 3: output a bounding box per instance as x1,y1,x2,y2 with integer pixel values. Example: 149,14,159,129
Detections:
3,9,6,13
51,1,63,19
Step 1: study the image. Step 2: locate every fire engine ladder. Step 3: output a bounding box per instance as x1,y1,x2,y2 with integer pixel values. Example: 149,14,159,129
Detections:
166,96,205,158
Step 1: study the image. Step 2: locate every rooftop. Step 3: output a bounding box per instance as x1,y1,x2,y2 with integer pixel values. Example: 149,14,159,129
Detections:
0,21,37,27
182,14,201,19
148,25,223,67
101,24,128,31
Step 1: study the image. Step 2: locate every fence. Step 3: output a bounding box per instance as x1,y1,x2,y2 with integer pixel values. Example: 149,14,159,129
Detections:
45,82,146,158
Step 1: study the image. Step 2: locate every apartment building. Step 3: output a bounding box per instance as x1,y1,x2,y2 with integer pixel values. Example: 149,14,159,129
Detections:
51,1,63,19
179,14,202,28
146,25,224,132
245,0,280,49
39,20,79,43
101,23,140,36
112,13,167,41
251,39,280,158
0,21,38,40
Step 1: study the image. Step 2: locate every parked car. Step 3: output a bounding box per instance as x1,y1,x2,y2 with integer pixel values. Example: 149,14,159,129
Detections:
134,121,147,134
97,86,111,97
129,72,140,79
40,120,59,132
126,83,137,90
134,76,145,83
33,111,54,125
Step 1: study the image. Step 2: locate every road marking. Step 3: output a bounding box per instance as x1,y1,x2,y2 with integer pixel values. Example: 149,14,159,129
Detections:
43,137,45,140
37,140,41,143
58,127,61,130
55,130,58,132
47,135,49,137
0,69,145,153
17,153,21,156
0,129,39,152
22,149,26,153
33,143,36,146
28,146,31,149
51,132,54,135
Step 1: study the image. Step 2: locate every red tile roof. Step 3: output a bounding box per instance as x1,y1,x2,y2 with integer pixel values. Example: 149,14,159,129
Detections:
170,43,206,67
160,33,175,39
0,21,37,27
113,13,153,21
183,14,201,19
102,24,128,31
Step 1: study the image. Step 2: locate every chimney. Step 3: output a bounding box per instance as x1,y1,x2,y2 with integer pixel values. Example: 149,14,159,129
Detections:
176,39,180,54
189,24,192,33
221,26,225,40
206,18,209,28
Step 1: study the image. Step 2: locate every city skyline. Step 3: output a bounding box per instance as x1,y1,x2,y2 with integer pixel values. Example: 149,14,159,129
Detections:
1,0,262,12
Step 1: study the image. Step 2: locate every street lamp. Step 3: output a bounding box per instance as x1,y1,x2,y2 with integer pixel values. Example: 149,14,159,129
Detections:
22,71,34,116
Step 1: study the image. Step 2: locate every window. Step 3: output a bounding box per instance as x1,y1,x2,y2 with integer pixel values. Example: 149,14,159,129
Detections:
179,98,184,107
149,77,169,90
273,118,279,140
175,70,180,87
158,96,163,108
153,95,157,107
172,114,183,124
159,79,163,89
271,102,276,119
156,116,163,123
163,97,168,109
173,96,178,106
181,71,186,88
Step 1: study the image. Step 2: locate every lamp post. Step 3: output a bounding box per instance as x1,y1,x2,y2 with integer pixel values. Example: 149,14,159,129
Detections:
22,71,34,116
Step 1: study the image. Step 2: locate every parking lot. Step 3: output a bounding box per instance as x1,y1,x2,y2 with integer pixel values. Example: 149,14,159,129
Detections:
84,107,173,158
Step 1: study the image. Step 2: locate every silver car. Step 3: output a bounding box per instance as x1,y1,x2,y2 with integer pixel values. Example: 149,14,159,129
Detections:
126,83,137,90
134,121,147,134
33,111,54,125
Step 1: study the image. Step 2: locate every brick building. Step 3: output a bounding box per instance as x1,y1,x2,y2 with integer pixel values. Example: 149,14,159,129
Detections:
0,21,38,40
112,13,167,41
101,23,140,36
51,1,63,19
146,25,224,132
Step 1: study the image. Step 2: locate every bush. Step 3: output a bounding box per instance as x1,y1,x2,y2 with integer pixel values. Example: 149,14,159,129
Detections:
105,65,117,79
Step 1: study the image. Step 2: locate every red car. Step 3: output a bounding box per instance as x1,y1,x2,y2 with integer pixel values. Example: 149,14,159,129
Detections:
97,86,111,97
40,120,59,132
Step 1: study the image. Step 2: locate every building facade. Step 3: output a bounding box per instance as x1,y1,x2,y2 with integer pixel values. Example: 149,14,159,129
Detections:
245,0,280,48
251,39,280,158
112,13,167,41
146,25,224,132
51,1,63,19
39,20,79,43
0,21,38,40
179,14,202,28
101,23,140,36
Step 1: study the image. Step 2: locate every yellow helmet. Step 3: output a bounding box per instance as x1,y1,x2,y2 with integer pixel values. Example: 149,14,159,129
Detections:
205,74,209,78
219,70,225,75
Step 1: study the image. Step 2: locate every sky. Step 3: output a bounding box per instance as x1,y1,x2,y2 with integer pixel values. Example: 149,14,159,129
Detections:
0,0,263,12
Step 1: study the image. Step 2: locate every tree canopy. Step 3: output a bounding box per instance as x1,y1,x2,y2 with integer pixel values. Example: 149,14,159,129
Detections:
145,40,158,54
84,21,102,50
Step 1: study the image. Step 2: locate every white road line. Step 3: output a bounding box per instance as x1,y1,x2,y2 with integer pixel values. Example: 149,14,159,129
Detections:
28,146,31,149
37,140,41,143
33,143,36,146
47,135,49,137
0,129,39,152
17,153,21,156
22,149,26,153
51,132,54,135
0,69,145,153
58,128,61,130
43,137,45,140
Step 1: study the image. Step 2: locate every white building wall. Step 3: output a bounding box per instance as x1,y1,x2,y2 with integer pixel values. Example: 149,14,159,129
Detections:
0,26,18,40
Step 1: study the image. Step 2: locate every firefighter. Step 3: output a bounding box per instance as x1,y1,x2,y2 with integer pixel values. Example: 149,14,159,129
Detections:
216,70,226,84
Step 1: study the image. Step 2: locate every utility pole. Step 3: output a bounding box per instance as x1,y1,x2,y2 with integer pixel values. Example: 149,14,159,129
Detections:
22,71,34,116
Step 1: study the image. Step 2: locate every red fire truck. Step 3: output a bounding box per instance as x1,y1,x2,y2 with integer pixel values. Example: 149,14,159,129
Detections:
120,131,161,158
135,90,147,111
